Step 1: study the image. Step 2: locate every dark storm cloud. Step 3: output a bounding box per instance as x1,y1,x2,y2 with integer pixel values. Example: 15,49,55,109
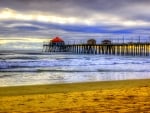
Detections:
0,0,150,19
1,20,149,40
0,20,132,36
0,0,148,10
0,0,150,38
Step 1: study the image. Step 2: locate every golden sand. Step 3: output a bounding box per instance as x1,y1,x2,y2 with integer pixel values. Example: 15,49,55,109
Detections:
0,79,150,113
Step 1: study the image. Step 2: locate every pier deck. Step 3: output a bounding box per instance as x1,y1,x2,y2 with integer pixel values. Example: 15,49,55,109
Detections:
43,43,150,56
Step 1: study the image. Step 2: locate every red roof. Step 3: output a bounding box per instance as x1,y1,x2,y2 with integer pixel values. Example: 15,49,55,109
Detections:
51,37,64,43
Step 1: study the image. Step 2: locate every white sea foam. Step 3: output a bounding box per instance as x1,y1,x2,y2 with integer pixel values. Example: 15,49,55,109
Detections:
0,52,150,86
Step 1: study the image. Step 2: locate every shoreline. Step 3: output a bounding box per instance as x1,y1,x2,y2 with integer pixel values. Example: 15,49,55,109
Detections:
0,79,150,96
1,78,150,87
1,79,150,113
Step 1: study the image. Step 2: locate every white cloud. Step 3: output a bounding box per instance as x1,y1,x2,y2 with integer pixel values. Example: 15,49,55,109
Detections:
0,8,83,25
1,8,150,28
5,23,46,29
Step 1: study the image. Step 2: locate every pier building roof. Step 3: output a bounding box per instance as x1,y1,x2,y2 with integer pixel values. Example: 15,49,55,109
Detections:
51,37,64,43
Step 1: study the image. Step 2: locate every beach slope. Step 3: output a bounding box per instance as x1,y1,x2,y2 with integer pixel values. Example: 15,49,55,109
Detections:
0,79,150,113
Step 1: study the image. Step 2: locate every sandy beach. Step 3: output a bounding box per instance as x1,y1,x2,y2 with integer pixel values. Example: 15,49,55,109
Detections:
0,79,150,113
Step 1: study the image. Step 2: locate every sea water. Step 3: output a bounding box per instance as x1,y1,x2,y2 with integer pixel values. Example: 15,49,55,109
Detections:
0,51,150,86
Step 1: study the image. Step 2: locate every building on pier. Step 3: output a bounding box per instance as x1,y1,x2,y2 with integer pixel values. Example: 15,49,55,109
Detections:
87,39,96,45
101,40,111,44
50,37,65,46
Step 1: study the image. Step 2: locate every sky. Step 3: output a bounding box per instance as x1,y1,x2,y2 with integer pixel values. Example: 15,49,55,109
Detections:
0,0,150,50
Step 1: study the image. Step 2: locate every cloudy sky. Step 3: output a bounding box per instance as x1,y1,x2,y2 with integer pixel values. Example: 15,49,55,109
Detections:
0,0,150,50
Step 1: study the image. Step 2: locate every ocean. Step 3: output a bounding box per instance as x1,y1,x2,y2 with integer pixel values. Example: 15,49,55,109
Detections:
0,51,150,86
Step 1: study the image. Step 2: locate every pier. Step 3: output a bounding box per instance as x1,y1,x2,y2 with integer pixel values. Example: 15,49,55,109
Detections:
42,37,150,56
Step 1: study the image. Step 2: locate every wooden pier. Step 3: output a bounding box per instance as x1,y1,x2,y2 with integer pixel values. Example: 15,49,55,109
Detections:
43,42,150,56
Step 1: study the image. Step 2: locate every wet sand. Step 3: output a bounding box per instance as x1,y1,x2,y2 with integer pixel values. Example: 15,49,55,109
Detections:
0,79,150,113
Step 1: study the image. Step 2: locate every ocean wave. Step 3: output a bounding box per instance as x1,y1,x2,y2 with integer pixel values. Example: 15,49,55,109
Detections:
0,56,38,60
0,60,149,69
0,74,14,78
1,68,150,73
0,69,96,72
0,54,150,71
97,69,150,72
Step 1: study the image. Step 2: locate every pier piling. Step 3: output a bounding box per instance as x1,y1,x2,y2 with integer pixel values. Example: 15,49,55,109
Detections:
43,41,150,56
